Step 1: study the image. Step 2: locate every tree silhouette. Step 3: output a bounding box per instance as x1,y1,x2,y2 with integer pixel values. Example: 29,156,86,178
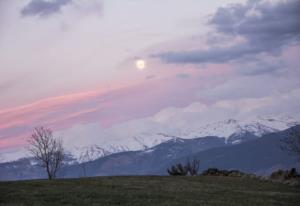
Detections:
28,126,64,179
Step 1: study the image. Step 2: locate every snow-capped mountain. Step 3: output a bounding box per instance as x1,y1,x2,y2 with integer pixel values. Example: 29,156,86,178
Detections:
73,145,129,163
1,115,298,164
70,135,174,162
182,115,299,139
2,125,300,180
69,115,299,162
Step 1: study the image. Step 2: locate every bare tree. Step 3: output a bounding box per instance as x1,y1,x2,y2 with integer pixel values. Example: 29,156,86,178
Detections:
186,158,200,176
281,128,300,159
28,126,64,180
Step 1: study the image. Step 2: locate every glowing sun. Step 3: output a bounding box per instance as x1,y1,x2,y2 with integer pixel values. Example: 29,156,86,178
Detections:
136,59,146,70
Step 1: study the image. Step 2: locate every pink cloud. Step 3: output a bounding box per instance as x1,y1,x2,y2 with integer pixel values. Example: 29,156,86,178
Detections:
0,66,233,151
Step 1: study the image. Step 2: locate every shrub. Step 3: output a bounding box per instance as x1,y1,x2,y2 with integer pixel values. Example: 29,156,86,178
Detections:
202,168,246,177
167,158,200,176
167,163,188,176
270,168,299,180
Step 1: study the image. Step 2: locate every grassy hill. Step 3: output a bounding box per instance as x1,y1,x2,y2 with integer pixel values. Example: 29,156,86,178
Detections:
0,176,299,206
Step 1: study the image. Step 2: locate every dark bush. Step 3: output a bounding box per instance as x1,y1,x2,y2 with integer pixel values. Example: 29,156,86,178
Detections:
167,163,188,176
167,158,200,176
270,168,299,180
202,168,245,177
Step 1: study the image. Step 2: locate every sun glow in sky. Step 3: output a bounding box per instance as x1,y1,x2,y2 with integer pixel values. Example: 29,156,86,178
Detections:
0,0,300,161
136,59,146,70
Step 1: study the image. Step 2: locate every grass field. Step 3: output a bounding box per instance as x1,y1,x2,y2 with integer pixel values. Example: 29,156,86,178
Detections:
0,176,299,206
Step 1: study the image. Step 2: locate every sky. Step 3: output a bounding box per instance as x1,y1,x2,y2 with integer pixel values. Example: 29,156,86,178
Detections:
0,0,300,161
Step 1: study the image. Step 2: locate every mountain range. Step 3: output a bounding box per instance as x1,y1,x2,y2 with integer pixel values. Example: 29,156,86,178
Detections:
67,115,299,161
0,122,299,181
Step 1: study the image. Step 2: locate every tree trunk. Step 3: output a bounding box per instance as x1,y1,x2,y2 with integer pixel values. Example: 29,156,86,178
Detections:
46,165,52,180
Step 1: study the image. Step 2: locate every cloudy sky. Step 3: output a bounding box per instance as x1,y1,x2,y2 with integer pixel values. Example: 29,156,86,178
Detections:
1,0,300,160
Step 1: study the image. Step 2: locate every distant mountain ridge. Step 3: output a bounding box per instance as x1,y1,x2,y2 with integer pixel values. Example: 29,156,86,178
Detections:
1,125,299,180
64,125,299,177
182,115,298,140
1,115,298,164
69,115,299,161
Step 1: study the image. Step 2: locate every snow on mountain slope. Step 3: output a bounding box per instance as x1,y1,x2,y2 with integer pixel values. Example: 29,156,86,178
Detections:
68,115,299,162
1,115,299,164
72,145,129,163
69,134,174,161
184,119,274,139
184,115,299,139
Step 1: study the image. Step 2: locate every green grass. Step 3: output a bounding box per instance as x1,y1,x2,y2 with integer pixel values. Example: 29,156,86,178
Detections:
0,176,299,206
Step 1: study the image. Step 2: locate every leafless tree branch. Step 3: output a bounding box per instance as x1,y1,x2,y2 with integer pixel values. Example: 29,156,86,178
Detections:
28,126,65,180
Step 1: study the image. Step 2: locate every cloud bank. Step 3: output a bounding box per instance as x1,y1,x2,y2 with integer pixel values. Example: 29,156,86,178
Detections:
1,0,300,162
21,0,72,17
156,0,300,66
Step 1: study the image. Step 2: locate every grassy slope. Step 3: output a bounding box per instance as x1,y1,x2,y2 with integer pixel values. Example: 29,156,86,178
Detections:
0,176,299,206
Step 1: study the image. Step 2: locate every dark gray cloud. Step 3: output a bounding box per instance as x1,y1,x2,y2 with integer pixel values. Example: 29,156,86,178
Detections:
157,44,262,64
21,0,72,17
0,80,15,91
176,73,190,79
196,74,300,102
155,0,300,65
238,60,284,76
145,75,156,80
